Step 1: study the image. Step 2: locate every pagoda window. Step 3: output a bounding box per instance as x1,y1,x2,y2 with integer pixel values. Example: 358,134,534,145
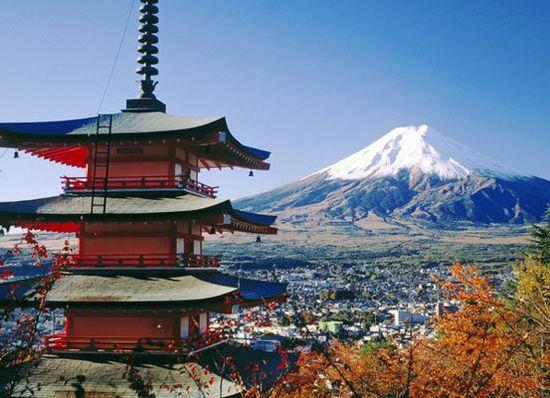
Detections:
199,312,208,335
174,162,198,182
180,316,189,339
176,238,184,260
193,240,202,256
174,162,184,188
175,162,183,177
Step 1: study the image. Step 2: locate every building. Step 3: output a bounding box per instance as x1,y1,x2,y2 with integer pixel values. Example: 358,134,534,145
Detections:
388,309,426,327
319,321,344,334
0,1,285,395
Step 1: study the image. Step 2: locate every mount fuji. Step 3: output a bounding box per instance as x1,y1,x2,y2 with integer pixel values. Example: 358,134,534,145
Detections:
237,125,550,225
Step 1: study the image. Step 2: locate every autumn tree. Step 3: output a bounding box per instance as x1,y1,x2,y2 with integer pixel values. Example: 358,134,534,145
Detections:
0,231,74,396
271,263,548,398
511,207,550,393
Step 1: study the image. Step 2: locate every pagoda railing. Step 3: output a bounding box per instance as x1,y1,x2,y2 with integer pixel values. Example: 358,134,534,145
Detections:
45,333,227,353
74,253,220,268
62,175,218,198
45,334,183,353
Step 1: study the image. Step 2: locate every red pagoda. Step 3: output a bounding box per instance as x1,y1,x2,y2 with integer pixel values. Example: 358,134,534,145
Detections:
0,1,285,395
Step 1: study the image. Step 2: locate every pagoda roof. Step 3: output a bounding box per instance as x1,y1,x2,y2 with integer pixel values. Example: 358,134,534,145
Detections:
1,346,292,397
48,272,236,305
1,354,241,397
0,112,226,138
0,193,276,233
0,111,270,169
3,269,287,308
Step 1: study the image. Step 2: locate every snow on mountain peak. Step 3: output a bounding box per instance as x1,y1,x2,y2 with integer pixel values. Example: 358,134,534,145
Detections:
312,125,523,181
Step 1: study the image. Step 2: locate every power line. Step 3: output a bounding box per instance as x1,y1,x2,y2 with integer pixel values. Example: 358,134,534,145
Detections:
96,0,136,114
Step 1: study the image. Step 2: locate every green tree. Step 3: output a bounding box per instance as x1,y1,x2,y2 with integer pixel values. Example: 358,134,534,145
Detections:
279,315,291,327
359,337,393,356
528,207,550,264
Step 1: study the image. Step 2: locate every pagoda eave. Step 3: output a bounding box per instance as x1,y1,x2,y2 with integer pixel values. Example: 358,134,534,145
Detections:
3,270,287,310
0,112,271,170
16,139,271,170
222,220,278,235
0,194,277,232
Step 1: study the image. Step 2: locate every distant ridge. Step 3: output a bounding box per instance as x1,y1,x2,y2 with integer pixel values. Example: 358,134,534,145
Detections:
238,125,550,226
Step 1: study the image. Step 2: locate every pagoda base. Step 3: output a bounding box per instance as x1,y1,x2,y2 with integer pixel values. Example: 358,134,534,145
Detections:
123,97,166,113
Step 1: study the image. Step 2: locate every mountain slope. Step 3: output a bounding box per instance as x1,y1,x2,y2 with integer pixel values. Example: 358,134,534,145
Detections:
238,125,550,225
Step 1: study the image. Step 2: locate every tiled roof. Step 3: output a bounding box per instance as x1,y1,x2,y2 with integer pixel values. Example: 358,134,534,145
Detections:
3,354,241,397
0,112,225,137
0,193,225,216
0,194,277,226
0,112,271,162
5,270,287,306
46,272,237,304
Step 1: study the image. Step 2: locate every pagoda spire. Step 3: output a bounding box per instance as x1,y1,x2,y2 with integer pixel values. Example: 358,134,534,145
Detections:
124,0,166,113
137,0,159,99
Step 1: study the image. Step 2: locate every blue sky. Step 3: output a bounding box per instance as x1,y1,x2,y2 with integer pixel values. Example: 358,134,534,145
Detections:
0,0,548,201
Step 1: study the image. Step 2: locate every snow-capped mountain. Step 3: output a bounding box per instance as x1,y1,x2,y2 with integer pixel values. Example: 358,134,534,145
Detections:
310,125,522,181
238,125,550,225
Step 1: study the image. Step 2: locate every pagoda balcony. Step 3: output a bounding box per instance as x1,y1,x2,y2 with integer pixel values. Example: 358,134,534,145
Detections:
62,176,218,198
44,333,226,354
74,253,221,269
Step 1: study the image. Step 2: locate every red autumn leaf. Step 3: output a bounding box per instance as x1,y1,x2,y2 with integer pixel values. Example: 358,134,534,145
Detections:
0,270,14,280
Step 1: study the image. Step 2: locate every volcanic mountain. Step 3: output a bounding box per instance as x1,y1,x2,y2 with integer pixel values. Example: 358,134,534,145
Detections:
237,125,550,225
